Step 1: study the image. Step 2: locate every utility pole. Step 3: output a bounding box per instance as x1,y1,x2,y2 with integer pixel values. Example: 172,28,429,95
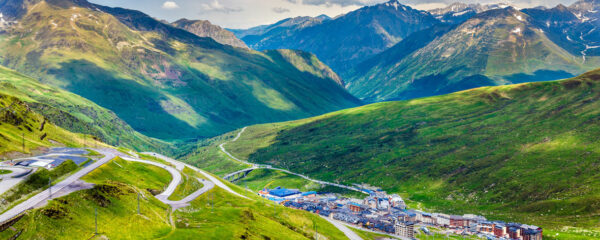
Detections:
94,207,98,236
48,178,52,198
313,218,318,240
21,133,25,152
84,134,87,148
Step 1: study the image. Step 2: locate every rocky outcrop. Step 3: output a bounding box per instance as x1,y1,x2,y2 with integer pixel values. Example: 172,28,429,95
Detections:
172,19,248,49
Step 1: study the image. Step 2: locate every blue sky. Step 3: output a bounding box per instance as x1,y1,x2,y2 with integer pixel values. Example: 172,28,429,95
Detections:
90,0,579,29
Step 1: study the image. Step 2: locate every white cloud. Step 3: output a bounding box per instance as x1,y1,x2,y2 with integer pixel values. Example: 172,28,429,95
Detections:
288,0,384,7
162,1,180,9
200,0,243,13
273,7,291,13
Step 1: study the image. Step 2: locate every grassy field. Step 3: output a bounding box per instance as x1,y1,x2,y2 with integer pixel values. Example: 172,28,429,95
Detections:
172,187,348,240
351,227,401,240
168,168,203,201
0,169,12,175
206,69,600,238
0,182,172,239
82,157,172,192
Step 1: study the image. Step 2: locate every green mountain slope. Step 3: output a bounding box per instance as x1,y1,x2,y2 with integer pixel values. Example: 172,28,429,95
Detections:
210,69,600,237
0,65,169,152
0,91,105,155
0,0,360,140
350,7,597,102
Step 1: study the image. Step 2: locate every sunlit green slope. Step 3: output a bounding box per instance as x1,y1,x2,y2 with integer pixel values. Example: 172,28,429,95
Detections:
0,65,169,152
204,69,600,238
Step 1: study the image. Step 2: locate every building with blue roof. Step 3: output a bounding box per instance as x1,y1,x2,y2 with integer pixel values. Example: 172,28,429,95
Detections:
268,187,301,198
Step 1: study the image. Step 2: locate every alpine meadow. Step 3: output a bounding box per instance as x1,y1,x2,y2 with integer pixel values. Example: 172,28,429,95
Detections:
1,0,600,239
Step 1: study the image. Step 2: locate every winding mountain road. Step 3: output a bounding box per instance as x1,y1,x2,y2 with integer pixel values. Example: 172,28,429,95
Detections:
142,152,249,200
220,128,366,193
117,154,218,209
0,148,220,222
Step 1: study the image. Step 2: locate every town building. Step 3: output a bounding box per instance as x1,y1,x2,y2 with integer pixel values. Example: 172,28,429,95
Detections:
395,221,415,239
493,223,507,238
349,202,362,212
450,215,466,228
433,213,450,227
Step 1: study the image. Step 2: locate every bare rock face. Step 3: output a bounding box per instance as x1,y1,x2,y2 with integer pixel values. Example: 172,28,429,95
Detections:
172,19,248,49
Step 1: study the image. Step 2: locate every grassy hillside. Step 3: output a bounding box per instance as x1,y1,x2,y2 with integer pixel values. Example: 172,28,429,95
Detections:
350,7,598,102
0,155,349,239
0,65,171,152
0,0,359,141
0,92,105,155
214,69,600,238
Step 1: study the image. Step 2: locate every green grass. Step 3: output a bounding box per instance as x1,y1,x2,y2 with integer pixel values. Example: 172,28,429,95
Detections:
168,168,203,201
201,69,600,238
0,169,12,175
0,183,172,240
82,157,172,192
172,187,348,240
416,232,480,240
351,227,400,240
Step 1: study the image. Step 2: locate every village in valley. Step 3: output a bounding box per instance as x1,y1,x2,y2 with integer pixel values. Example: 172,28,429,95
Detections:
258,186,543,240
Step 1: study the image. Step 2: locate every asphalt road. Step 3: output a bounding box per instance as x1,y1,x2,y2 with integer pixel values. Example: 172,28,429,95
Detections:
119,156,182,202
0,148,117,223
0,167,33,196
320,216,364,240
142,152,249,200
119,155,218,209
0,148,222,222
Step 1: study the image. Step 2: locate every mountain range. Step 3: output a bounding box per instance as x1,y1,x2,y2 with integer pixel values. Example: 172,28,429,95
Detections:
171,18,248,49
231,0,439,75
232,0,600,102
350,6,594,101
0,0,360,141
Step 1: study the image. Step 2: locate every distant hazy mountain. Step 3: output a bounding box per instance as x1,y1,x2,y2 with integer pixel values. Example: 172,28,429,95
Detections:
172,19,248,49
229,15,331,41
429,2,512,24
350,7,594,102
231,0,439,75
0,0,360,140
